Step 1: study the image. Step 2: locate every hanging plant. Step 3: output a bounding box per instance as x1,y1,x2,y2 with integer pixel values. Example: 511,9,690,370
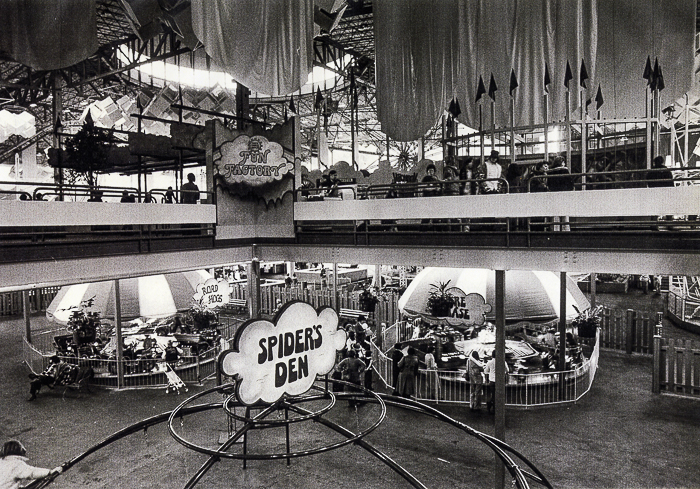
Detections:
427,280,456,317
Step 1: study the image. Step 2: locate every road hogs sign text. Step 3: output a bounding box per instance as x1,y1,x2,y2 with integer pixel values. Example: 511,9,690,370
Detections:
219,301,346,405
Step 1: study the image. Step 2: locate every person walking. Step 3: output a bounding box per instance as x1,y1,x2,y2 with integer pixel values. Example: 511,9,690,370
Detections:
465,350,485,411
0,440,63,489
336,349,366,407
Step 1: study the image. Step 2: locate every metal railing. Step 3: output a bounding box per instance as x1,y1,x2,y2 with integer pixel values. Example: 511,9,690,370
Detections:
370,328,600,409
22,315,244,389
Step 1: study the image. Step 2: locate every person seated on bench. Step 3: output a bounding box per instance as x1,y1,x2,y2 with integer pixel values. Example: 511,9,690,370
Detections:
28,355,65,401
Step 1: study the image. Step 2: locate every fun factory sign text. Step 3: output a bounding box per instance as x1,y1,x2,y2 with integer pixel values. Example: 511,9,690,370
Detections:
219,301,346,405
214,134,294,187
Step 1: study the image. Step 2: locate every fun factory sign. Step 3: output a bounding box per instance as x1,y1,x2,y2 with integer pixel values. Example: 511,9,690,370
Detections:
214,134,294,187
219,301,346,405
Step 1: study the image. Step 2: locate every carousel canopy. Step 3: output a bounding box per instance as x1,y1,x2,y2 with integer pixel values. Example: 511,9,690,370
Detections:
46,270,211,324
398,268,589,324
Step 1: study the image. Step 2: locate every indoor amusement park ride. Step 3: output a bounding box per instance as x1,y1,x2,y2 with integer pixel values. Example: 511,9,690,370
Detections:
28,302,552,489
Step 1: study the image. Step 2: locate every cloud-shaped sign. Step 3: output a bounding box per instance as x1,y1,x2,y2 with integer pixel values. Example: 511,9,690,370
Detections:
215,134,294,187
219,301,346,405
192,278,231,310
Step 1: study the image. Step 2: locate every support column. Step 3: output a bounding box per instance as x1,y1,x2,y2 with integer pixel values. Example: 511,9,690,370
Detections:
52,77,64,200
331,262,338,310
248,258,261,319
494,270,506,489
652,312,663,394
589,272,597,310
114,279,124,389
558,272,568,398
23,290,31,343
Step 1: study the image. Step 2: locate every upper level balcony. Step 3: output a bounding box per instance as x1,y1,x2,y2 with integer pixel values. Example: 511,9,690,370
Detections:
1,167,699,271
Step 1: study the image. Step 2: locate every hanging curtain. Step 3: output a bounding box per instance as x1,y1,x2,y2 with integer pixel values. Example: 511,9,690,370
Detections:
0,0,97,70
190,0,315,97
374,0,460,142
375,0,694,140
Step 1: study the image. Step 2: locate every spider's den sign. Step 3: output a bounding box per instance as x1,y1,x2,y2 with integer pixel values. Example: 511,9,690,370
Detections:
219,301,346,405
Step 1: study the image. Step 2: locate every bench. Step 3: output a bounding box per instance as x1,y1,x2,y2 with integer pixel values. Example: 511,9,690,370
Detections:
226,298,248,312
339,308,367,321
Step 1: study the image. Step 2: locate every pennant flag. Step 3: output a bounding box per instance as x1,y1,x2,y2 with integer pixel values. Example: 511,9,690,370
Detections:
315,87,324,110
54,116,63,134
580,59,589,89
544,62,551,93
653,58,665,91
595,85,604,110
475,75,486,102
643,56,652,83
488,73,498,101
289,95,296,114
448,97,461,118
84,108,94,128
564,61,573,89
509,69,518,96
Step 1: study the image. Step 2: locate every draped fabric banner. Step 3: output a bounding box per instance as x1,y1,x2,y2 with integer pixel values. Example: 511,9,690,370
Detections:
0,0,97,70
374,0,460,142
191,0,314,97
374,0,695,142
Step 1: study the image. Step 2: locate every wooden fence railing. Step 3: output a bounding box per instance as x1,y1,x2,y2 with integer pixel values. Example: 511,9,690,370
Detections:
227,283,401,326
598,307,655,354
0,286,61,317
655,337,700,398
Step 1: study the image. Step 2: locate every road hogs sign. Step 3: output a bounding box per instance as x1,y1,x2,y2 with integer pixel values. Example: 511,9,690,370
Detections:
219,301,346,405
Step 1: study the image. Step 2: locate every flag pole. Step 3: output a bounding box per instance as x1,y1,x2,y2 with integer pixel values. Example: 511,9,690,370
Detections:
510,96,515,166
479,104,485,167
491,99,496,154
544,92,549,160
580,85,587,175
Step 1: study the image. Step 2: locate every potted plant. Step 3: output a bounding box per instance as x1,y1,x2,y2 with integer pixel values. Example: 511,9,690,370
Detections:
572,306,602,338
427,280,456,317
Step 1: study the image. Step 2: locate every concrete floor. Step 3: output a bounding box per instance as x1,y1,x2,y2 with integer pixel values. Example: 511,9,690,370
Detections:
1,291,699,488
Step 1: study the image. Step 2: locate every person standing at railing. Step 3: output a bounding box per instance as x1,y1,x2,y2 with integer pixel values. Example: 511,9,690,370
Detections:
423,346,439,400
389,342,404,395
478,150,503,194
180,173,200,204
421,163,441,197
484,353,509,415
647,156,674,229
548,155,574,231
164,186,177,203
396,347,420,398
465,350,485,412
